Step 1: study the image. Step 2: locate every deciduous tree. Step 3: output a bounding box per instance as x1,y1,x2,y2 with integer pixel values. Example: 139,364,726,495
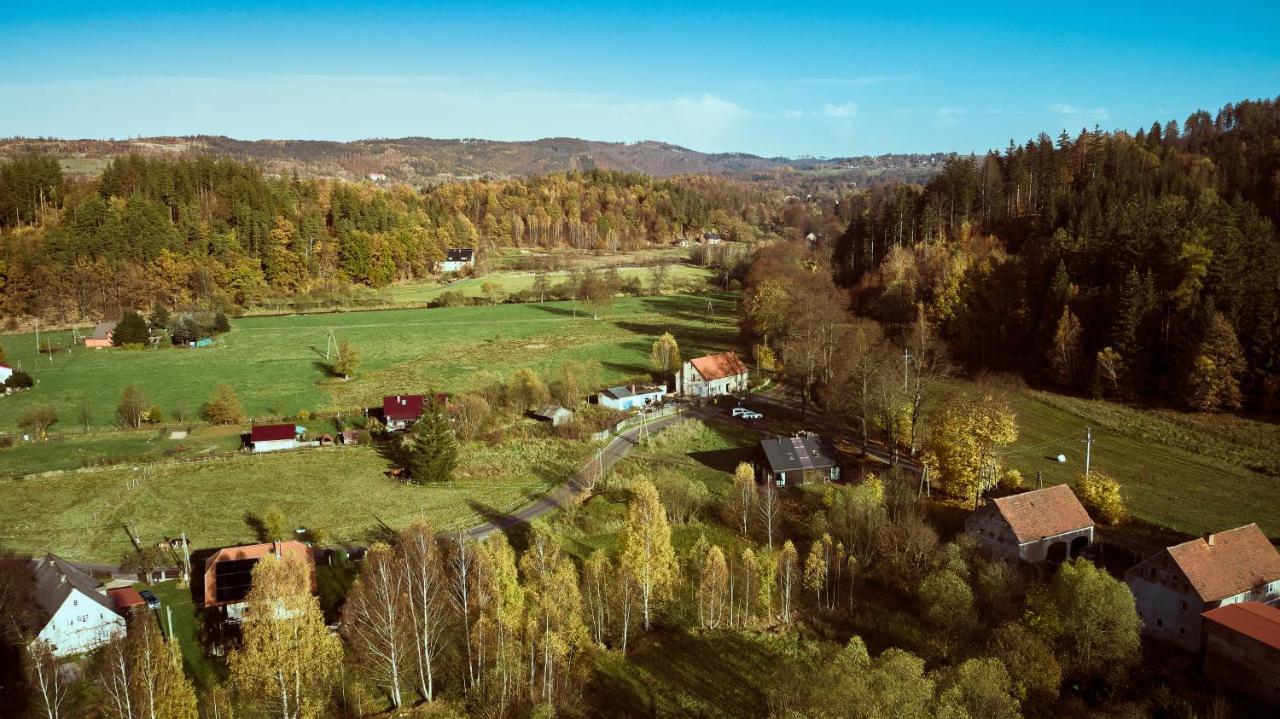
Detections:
619,479,678,631
649,332,681,382
204,384,244,425
117,385,148,429
342,543,410,708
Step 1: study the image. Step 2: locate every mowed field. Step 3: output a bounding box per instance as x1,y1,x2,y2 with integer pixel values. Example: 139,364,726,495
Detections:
0,437,594,563
382,263,711,305
0,292,739,433
999,388,1280,539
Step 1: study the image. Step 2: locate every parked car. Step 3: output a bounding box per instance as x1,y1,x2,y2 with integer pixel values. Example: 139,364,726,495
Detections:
139,590,160,609
731,407,763,420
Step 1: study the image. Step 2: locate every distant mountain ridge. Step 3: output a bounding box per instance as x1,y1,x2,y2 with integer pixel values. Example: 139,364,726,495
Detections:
0,135,950,187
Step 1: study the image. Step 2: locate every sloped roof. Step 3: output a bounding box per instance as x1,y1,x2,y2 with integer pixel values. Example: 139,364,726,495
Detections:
1165,524,1280,603
383,394,426,421
989,484,1094,543
33,554,115,618
445,248,475,262
250,423,296,442
107,586,145,610
602,384,665,400
689,352,748,382
91,321,116,339
532,404,572,419
203,541,313,607
759,435,837,473
1202,601,1280,651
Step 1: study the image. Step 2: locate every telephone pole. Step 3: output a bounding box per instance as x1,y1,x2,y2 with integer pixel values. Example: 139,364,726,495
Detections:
902,348,912,390
1083,427,1093,478
180,531,191,585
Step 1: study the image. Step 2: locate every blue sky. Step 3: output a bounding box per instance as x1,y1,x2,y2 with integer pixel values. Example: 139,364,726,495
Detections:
2,1,1277,157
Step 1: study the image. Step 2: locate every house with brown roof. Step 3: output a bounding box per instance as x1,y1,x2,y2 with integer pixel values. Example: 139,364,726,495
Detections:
383,394,426,431
84,321,116,349
964,484,1095,563
1202,602,1280,706
107,586,146,615
1125,523,1280,651
202,540,314,622
676,351,749,398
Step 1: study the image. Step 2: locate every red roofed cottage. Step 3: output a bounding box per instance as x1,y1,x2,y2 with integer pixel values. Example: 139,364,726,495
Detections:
676,351,749,398
964,484,1095,563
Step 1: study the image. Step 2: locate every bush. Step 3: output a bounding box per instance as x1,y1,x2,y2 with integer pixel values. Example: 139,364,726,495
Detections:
212,310,231,334
204,384,244,424
1076,471,1126,524
4,369,34,389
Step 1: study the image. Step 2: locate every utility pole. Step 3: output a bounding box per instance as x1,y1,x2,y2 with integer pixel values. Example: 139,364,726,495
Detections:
34,319,39,353
902,348,912,390
1084,427,1093,478
1037,469,1044,489
180,531,191,585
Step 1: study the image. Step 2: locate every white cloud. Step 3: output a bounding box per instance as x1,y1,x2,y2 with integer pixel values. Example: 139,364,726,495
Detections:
1047,103,1109,120
822,102,858,118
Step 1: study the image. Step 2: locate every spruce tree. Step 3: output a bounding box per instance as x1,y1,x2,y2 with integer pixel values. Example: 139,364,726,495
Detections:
407,401,457,483
112,310,150,346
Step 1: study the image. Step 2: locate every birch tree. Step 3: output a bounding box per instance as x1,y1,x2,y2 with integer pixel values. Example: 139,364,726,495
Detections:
778,541,798,624
519,523,588,706
619,479,678,631
582,549,611,646
448,531,478,689
697,545,728,629
757,481,780,550
726,463,757,537
399,522,448,702
343,543,409,708
27,641,71,719
229,553,342,719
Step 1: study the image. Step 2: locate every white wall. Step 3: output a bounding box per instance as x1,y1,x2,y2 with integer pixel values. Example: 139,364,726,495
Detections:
36,589,125,657
252,439,297,453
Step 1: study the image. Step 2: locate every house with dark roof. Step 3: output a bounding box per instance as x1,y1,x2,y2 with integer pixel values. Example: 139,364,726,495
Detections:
754,434,840,486
702,231,723,245
383,394,426,431
531,404,574,427
598,384,667,411
203,540,314,622
33,554,126,657
84,321,117,349
964,484,1095,563
1202,602,1280,706
1125,523,1280,650
676,351,749,398
248,423,302,453
438,247,476,273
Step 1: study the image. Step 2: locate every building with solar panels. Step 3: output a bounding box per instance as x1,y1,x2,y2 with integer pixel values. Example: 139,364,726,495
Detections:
754,434,840,486
202,540,315,623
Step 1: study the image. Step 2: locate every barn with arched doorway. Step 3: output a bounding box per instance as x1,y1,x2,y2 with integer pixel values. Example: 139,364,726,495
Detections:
964,484,1095,564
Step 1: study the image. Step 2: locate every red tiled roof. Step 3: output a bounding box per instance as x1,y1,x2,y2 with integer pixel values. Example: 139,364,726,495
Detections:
1165,524,1280,603
203,540,313,607
250,423,296,442
689,351,748,381
107,586,145,610
1203,601,1280,651
990,484,1094,543
383,394,426,422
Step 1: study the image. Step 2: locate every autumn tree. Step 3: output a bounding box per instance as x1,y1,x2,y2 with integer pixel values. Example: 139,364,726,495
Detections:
343,543,410,708
936,657,1022,719
649,332,681,382
1076,470,1126,524
519,522,588,706
26,641,71,719
619,479,678,631
1089,346,1124,399
229,553,342,719
757,481,780,550
18,404,57,440
777,540,798,624
725,462,757,536
697,545,729,629
1183,310,1246,410
827,318,892,450
95,614,198,719
332,340,359,380
582,550,611,647
919,569,974,657
204,384,244,424
1028,559,1140,679
399,522,448,702
929,393,1018,503
507,368,549,411
117,385,148,429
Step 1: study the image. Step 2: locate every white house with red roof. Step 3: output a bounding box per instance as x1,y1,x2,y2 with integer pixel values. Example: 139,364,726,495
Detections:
964,484,1095,563
676,351,749,398
248,423,302,453
1126,523,1280,650
383,394,426,431
0,362,12,384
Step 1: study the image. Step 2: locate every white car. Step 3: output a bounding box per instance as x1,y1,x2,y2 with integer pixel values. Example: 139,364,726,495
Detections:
731,407,762,420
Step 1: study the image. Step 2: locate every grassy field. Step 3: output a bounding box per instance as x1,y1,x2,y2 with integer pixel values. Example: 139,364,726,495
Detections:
0,436,593,563
0,425,246,478
997,387,1280,539
383,264,711,305
0,292,739,434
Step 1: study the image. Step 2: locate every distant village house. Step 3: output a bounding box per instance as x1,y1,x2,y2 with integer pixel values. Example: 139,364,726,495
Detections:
84,321,116,349
383,394,426,431
438,248,476,273
702,232,723,245
677,351,749,398
754,434,840,486
0,362,12,384
531,404,574,427
33,554,126,657
964,484,1094,563
248,423,303,453
1125,523,1280,651
598,384,667,411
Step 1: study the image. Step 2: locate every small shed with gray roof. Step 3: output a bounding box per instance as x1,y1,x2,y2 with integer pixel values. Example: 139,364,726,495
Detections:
754,434,840,486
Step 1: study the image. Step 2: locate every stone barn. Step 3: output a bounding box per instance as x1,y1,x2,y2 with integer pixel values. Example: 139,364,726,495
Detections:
1202,601,1280,706
964,484,1094,564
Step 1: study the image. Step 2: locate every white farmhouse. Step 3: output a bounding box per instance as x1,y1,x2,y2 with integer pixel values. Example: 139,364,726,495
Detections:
676,351,749,398
32,554,126,657
438,248,476,273
598,384,667,412
0,362,12,384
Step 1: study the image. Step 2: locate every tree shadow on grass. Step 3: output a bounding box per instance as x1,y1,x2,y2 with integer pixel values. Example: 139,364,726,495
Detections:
466,499,532,551
524,303,582,318
687,447,751,474
243,512,269,542
312,360,341,378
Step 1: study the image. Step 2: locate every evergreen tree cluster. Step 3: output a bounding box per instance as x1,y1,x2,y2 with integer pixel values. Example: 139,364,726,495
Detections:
834,97,1280,409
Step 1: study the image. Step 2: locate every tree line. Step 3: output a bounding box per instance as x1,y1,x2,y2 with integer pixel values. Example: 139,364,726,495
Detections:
0,155,792,324
832,97,1280,410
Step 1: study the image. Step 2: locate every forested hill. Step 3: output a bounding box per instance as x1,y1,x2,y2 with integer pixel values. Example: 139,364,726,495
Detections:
835,97,1280,410
0,136,949,188
0,157,801,325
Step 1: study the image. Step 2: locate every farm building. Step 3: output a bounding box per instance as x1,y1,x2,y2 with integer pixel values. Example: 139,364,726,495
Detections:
84,321,116,348
0,363,11,384
599,384,666,411
106,586,146,615
383,394,426,431
438,247,476,273
677,351,749,398
1202,602,1280,706
702,232,723,245
964,484,1094,563
531,404,574,427
1126,523,1280,651
32,554,126,657
754,434,839,486
202,540,315,622
248,423,302,453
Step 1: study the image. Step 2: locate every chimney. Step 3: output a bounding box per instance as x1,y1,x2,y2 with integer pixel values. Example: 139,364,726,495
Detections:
1204,532,1214,547
631,384,635,394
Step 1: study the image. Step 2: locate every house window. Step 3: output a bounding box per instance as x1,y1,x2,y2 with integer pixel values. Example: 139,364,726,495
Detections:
1178,626,1186,637
1180,600,1188,611
73,599,78,607
1156,618,1163,628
